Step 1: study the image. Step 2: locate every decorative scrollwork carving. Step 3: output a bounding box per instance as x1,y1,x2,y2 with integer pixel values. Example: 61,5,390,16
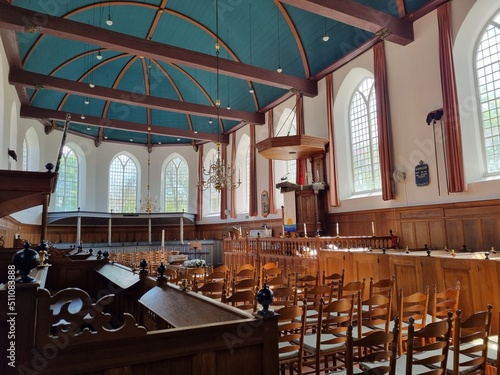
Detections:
36,288,146,347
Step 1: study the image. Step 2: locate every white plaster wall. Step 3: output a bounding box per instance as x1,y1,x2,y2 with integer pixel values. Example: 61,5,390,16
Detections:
2,0,500,226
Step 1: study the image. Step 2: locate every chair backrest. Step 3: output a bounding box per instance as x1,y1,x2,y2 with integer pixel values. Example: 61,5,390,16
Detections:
231,276,259,295
345,317,400,375
342,278,366,300
358,288,393,336
452,305,492,375
237,263,254,272
266,275,289,289
262,261,278,271
263,267,282,283
398,286,430,354
195,280,227,300
322,269,344,300
369,275,395,298
406,312,453,375
304,284,336,310
276,305,306,374
432,280,460,322
272,286,297,307
223,288,257,312
204,271,228,284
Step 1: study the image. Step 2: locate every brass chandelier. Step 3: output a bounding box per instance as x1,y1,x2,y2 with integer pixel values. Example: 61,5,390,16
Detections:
198,0,241,192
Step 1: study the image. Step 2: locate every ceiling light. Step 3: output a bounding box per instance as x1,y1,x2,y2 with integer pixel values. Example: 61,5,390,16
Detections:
277,67,282,73
194,130,198,134
322,35,330,42
158,141,162,144
130,138,133,142
84,98,89,105
96,50,102,60
177,138,180,141
104,136,108,139
249,88,254,94
106,15,113,26
86,126,91,131
227,105,231,110
81,114,85,119
89,82,95,88
209,118,213,124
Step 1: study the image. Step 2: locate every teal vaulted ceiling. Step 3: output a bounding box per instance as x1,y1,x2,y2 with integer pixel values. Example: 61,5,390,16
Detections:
0,0,444,148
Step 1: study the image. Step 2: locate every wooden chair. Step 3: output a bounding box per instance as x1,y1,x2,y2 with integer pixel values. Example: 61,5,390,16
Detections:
399,312,453,375
194,279,227,300
322,269,344,301
204,270,228,284
450,306,492,375
341,279,366,301
295,272,320,302
331,318,399,375
223,288,257,313
231,276,259,295
264,267,283,283
266,275,290,289
369,276,396,298
398,286,430,354
276,305,307,375
430,281,460,324
237,263,255,272
357,288,393,339
273,286,298,308
303,284,336,332
302,295,354,375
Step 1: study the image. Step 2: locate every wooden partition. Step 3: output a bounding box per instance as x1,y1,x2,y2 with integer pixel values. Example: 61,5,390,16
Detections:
1,255,278,375
320,249,500,334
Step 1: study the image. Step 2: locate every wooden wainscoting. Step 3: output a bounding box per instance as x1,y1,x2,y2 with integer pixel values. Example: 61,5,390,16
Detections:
327,199,500,251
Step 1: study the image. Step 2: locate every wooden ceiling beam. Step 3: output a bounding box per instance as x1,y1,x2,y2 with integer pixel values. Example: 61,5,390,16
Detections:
19,105,229,144
9,69,265,125
0,2,317,97
279,0,414,45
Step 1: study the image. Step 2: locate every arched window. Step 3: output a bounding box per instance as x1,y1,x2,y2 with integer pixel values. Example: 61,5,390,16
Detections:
109,154,138,213
54,145,79,211
476,10,500,175
203,147,220,215
164,155,189,212
349,77,381,193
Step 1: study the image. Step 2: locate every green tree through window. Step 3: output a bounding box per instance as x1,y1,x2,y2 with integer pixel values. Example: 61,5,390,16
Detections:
164,156,189,212
349,77,381,193
55,145,78,211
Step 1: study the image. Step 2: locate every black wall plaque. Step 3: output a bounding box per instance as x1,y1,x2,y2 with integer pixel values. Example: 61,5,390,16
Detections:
415,161,429,186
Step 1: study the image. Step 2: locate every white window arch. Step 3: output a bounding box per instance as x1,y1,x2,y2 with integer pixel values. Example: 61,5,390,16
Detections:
455,0,499,181
235,135,250,214
163,153,189,212
202,147,220,216
349,77,381,193
475,10,500,175
108,153,138,213
23,127,40,171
